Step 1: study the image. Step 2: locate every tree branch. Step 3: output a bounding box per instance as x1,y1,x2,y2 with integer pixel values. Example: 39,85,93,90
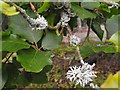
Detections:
8,2,62,30
81,19,92,45
4,52,14,63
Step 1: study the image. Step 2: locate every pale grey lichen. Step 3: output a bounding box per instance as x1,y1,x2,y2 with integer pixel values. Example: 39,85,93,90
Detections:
60,12,70,27
70,35,81,46
108,2,120,9
66,61,97,87
53,2,76,17
14,6,48,31
31,15,48,30
53,2,71,9
104,0,120,9
89,82,99,88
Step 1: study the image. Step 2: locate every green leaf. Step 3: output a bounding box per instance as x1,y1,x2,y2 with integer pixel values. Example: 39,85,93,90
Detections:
106,15,120,36
1,63,7,90
88,41,116,53
80,41,116,58
9,14,43,43
91,20,104,40
99,3,110,13
102,0,120,2
91,45,116,53
3,63,29,87
0,1,19,16
14,73,30,86
0,31,10,37
81,2,100,10
107,31,120,52
42,31,62,50
71,3,96,19
80,44,116,58
37,1,50,13
80,46,94,58
5,60,29,86
1,51,7,59
3,63,20,88
46,13,55,26
101,71,120,88
29,65,53,84
2,34,30,52
17,48,52,72
108,31,120,46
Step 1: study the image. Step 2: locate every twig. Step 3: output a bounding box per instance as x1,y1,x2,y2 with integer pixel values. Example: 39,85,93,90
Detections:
77,17,82,31
8,2,62,30
66,25,72,35
4,52,14,63
104,23,110,39
59,27,64,35
8,2,37,27
29,2,40,17
76,46,84,64
0,15,6,27
31,44,39,51
81,19,92,45
47,21,62,30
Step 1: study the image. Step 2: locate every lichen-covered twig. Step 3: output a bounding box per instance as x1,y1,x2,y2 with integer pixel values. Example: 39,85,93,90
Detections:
7,2,53,30
81,19,92,45
8,2,36,26
6,2,74,31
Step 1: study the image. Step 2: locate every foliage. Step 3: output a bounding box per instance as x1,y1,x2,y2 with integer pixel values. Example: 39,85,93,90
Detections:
17,48,52,72
71,3,96,19
0,1,120,89
91,20,104,40
37,2,50,13
101,71,120,88
0,1,19,16
9,14,43,43
106,15,120,36
42,31,62,50
107,31,120,52
2,34,30,52
81,2,100,10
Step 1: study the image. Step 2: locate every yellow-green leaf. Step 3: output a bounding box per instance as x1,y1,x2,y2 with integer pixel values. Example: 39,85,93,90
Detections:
107,31,120,52
37,0,50,13
0,1,19,16
101,71,120,89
